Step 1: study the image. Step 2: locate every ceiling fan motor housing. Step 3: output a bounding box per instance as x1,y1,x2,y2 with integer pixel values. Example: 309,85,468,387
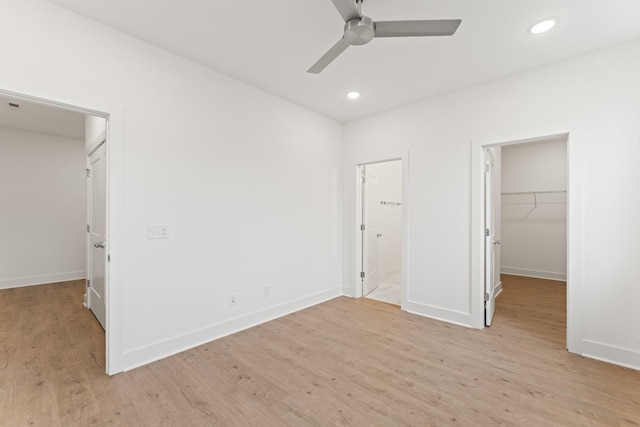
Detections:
344,16,375,45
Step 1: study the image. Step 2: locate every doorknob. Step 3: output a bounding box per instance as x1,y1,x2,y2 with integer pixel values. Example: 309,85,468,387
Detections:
377,233,382,238
493,240,501,245
94,241,105,249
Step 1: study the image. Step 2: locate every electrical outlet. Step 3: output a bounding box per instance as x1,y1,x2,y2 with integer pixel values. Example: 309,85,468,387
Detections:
229,294,237,306
263,286,270,297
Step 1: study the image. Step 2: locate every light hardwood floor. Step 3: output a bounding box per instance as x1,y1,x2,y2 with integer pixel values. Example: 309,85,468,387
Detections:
1,276,639,426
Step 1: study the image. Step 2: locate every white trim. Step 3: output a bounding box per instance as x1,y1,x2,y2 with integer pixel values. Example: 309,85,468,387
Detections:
122,287,343,371
0,80,126,375
501,267,566,281
353,151,409,312
495,281,503,298
0,271,86,290
581,339,640,371
404,300,474,328
378,268,401,281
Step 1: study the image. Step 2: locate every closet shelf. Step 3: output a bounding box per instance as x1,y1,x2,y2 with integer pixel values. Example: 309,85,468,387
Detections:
501,190,566,196
501,190,566,207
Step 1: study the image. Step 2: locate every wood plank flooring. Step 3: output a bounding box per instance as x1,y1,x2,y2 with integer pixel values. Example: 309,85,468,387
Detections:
1,276,639,426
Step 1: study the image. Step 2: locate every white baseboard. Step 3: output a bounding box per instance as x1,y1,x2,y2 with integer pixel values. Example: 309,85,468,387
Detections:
495,281,503,297
580,339,640,371
342,286,354,297
378,268,401,281
404,300,475,329
0,271,86,290
122,286,343,371
501,267,566,281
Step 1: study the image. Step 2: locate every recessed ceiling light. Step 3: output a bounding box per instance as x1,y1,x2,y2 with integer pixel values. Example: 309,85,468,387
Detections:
346,91,361,100
529,19,557,34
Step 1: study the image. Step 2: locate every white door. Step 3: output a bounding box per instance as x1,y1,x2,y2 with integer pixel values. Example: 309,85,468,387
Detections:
484,148,500,326
361,166,380,296
87,141,107,329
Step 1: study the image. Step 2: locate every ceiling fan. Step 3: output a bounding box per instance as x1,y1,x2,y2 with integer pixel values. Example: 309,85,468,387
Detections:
308,0,462,73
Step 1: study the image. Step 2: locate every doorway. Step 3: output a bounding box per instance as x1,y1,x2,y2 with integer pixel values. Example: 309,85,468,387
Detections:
356,158,405,307
0,86,123,374
477,131,574,350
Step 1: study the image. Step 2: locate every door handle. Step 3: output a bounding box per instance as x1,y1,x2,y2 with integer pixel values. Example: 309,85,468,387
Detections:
493,240,501,245
377,233,382,238
94,241,105,249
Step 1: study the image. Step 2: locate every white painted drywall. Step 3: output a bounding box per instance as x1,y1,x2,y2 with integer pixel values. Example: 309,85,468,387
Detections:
501,138,567,280
0,1,342,371
366,161,402,280
343,39,640,370
85,115,106,149
0,126,86,288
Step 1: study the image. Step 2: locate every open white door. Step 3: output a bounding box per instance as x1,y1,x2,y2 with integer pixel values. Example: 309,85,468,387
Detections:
361,166,380,296
87,141,107,329
484,148,501,326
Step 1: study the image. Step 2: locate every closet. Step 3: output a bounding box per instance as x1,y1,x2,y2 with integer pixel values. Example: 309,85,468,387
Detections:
500,138,567,281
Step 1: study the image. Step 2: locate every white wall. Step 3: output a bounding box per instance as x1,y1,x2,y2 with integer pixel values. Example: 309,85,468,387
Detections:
343,39,640,370
0,1,342,372
85,115,106,148
0,126,86,288
501,138,567,280
367,161,402,279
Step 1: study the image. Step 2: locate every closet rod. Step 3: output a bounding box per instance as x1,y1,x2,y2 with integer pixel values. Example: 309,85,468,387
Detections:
501,190,566,196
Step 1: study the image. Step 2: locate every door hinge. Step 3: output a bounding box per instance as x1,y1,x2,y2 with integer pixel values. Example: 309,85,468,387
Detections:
360,271,365,279
360,224,365,231
484,292,489,302
87,224,90,233
485,228,490,237
108,254,110,262
86,168,91,177
484,164,490,173
87,279,91,288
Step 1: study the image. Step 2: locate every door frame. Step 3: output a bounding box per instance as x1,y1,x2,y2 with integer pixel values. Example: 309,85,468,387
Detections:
471,123,584,355
0,83,125,375
354,151,409,309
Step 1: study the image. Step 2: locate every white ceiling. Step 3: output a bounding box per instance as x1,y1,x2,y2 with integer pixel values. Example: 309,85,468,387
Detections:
0,94,85,139
46,0,640,122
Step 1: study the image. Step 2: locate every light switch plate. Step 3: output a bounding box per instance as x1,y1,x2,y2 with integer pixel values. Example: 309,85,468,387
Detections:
147,224,169,239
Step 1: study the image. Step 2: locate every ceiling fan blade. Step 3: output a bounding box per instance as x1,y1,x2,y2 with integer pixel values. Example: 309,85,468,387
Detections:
307,38,350,74
374,19,462,37
330,0,360,22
